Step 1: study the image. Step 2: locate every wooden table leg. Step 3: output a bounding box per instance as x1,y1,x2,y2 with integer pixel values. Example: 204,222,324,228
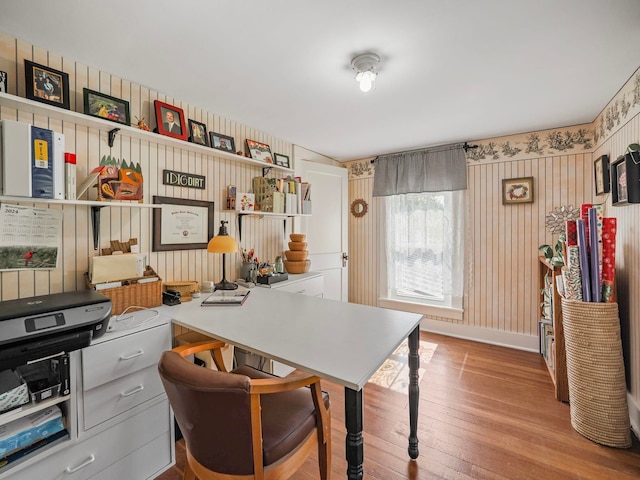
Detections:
345,387,363,480
408,326,420,459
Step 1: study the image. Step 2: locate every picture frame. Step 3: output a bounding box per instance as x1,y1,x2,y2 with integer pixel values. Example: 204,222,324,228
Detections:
611,153,640,205
502,177,534,205
593,154,610,196
188,119,209,147
83,88,130,126
152,196,215,251
153,100,188,141
24,60,70,110
0,71,7,93
246,139,273,164
274,153,290,168
210,132,235,153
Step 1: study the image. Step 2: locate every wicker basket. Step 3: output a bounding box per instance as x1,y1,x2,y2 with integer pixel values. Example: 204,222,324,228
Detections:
86,266,162,315
560,298,631,448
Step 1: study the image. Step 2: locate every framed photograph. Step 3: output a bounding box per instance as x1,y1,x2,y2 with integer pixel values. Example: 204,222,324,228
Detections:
188,119,209,146
24,60,70,110
153,100,188,141
274,153,290,168
594,154,610,196
611,153,640,206
83,88,130,126
152,196,215,251
246,139,273,164
502,177,534,205
0,71,7,93
210,132,235,152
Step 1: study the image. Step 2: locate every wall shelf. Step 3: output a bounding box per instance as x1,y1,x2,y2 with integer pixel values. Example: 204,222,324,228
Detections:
0,92,294,174
0,195,161,250
0,196,161,209
236,211,311,240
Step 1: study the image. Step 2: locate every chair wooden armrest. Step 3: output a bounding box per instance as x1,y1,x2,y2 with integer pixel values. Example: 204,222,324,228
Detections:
172,340,228,372
249,371,321,394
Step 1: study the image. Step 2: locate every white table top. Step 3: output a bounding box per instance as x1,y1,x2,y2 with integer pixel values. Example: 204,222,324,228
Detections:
159,287,422,390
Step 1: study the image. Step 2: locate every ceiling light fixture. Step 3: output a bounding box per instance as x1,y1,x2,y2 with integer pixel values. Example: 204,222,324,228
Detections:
351,52,380,93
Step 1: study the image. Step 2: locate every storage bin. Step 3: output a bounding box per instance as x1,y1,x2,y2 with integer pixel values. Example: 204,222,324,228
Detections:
86,266,162,315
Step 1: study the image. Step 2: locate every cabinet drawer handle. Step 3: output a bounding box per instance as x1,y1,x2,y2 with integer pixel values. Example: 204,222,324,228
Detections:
65,454,96,473
120,349,144,360
121,384,144,397
296,289,306,294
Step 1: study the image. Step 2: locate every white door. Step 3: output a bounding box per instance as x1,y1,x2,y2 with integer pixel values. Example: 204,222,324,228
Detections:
295,160,348,301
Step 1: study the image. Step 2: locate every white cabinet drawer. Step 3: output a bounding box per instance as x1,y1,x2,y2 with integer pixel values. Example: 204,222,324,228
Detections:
272,275,323,296
89,431,172,480
82,365,165,430
18,400,169,480
82,324,170,391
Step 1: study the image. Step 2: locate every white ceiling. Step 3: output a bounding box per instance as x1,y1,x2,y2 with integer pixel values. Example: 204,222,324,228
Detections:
2,1,640,161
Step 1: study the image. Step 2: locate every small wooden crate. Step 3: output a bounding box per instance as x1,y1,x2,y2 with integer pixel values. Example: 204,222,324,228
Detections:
85,266,162,315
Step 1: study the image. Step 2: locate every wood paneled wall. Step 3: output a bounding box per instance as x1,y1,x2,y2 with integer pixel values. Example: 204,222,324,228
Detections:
593,112,640,412
0,33,294,302
348,152,592,335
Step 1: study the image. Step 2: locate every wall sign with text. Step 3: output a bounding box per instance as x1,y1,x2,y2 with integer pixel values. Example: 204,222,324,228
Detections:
162,169,206,190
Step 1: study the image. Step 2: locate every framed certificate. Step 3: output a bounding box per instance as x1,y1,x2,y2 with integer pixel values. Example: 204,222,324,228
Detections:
152,196,215,251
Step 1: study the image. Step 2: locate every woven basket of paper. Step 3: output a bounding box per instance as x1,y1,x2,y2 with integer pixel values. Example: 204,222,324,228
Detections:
85,266,162,315
561,298,631,448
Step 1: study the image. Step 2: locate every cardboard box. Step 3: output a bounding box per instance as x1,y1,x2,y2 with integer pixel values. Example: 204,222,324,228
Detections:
0,370,29,414
0,405,63,458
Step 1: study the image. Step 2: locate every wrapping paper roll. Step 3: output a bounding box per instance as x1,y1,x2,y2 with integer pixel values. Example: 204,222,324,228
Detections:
563,245,583,300
602,218,617,303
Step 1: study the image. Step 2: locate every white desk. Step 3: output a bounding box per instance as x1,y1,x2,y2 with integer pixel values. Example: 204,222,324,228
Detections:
160,287,422,479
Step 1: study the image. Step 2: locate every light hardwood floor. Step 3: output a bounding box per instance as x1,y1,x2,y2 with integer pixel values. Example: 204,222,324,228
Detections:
156,332,640,479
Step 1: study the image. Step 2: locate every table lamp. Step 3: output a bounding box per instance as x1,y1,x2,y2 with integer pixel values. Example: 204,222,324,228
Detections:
207,220,239,290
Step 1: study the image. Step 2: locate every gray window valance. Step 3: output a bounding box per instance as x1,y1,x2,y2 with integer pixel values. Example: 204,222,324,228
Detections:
372,144,467,196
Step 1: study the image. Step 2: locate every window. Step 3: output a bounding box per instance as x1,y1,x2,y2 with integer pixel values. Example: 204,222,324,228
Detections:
383,191,464,314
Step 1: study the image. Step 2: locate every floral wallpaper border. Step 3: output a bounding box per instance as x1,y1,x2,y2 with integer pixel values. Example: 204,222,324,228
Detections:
346,65,640,178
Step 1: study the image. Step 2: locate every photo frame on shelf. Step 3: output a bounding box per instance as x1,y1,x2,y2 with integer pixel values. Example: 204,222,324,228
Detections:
152,196,215,251
24,60,70,110
611,153,640,205
594,154,610,196
83,88,130,126
246,139,273,164
274,153,290,168
188,119,209,146
502,177,534,205
153,100,188,141
210,132,235,152
0,71,7,93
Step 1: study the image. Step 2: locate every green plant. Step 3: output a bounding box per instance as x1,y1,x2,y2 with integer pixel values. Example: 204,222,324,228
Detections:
538,232,566,267
628,143,640,164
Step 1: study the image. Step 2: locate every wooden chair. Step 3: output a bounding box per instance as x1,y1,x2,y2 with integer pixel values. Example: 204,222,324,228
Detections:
158,340,331,480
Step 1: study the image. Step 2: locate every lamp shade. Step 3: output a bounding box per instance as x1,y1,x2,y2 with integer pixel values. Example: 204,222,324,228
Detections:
207,220,238,254
207,235,238,254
